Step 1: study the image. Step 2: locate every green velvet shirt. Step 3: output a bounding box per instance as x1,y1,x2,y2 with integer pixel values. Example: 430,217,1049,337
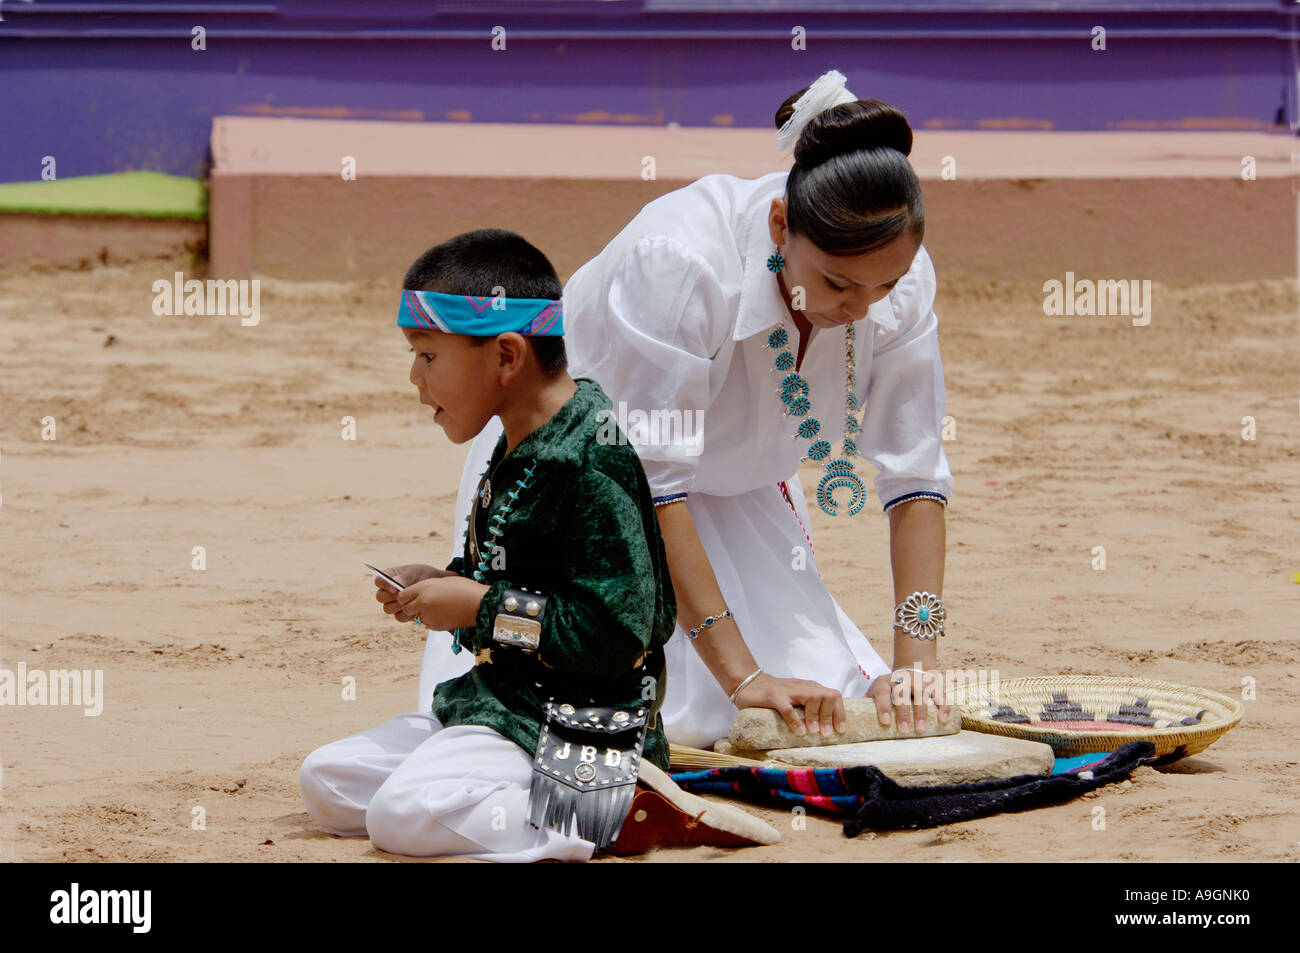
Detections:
432,378,678,770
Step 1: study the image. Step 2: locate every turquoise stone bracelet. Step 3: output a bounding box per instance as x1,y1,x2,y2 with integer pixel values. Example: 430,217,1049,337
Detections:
687,607,734,640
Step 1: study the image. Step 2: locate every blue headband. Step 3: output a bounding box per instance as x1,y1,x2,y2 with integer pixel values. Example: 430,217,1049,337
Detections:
397,289,564,337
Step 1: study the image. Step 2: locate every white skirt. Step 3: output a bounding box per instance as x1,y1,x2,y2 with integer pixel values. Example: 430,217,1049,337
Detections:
417,417,890,749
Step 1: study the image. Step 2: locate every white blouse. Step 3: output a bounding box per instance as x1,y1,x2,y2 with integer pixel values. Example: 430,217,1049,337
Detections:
563,170,954,513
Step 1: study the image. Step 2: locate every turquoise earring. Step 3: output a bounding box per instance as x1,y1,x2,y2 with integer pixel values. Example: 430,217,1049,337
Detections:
766,247,785,273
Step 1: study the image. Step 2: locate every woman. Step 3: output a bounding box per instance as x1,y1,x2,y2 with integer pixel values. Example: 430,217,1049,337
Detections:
418,69,955,749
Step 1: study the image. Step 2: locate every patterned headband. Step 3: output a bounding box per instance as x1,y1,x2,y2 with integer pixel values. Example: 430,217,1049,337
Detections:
397,289,564,337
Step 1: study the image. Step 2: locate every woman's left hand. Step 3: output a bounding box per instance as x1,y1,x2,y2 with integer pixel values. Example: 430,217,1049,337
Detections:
867,667,952,734
394,576,489,630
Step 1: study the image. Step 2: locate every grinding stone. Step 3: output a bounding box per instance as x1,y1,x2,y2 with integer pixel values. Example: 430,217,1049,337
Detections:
714,731,1056,787
729,697,958,751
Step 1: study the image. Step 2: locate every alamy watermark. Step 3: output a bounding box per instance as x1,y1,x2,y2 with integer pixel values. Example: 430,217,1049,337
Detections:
1042,271,1152,327
49,883,150,933
595,402,705,457
0,660,104,716
151,271,260,326
889,666,1000,708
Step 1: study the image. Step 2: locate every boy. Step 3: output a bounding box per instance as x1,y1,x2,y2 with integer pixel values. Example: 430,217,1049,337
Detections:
299,229,777,861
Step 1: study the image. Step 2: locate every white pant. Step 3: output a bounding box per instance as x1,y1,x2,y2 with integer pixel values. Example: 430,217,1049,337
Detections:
299,712,595,862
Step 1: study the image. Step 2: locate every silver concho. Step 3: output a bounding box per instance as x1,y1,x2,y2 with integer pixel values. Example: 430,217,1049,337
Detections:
574,763,597,782
559,703,575,715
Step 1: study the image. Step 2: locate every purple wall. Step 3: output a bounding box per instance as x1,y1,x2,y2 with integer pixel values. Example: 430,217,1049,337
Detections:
0,0,1295,184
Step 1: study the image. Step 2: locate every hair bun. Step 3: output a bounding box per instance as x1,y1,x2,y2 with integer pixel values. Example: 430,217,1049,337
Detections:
785,99,913,168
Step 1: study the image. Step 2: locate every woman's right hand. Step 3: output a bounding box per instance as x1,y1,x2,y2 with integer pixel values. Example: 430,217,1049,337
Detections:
733,673,847,737
374,564,455,621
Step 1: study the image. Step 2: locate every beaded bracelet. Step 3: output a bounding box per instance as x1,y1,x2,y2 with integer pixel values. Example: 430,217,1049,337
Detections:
653,492,688,509
686,607,733,640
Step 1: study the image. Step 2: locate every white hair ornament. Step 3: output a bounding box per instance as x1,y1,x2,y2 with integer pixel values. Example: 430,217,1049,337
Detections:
774,68,860,155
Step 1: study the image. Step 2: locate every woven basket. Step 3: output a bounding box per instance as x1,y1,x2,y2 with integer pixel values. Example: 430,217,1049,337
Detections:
955,675,1243,761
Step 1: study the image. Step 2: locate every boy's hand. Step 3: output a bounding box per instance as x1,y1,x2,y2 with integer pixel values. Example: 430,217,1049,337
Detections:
374,564,456,622
394,576,490,631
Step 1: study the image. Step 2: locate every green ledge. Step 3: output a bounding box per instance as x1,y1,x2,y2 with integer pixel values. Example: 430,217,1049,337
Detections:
0,171,207,219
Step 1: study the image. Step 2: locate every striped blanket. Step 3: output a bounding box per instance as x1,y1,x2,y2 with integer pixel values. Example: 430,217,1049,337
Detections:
668,740,1154,835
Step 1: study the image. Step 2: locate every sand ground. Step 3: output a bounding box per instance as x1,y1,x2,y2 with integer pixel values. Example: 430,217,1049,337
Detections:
0,256,1297,862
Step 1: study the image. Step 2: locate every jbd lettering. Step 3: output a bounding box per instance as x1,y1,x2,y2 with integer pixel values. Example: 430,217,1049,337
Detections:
595,402,705,457
1041,271,1152,327
49,883,151,933
151,271,260,326
0,660,104,716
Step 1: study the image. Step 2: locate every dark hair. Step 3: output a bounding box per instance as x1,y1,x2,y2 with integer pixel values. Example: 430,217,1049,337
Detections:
402,228,567,375
774,87,924,257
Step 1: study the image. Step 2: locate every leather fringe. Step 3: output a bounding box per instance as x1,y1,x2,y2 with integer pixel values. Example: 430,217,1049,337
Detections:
528,775,637,852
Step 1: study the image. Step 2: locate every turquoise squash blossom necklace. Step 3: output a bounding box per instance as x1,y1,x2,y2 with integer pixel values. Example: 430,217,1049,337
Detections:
763,253,868,517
